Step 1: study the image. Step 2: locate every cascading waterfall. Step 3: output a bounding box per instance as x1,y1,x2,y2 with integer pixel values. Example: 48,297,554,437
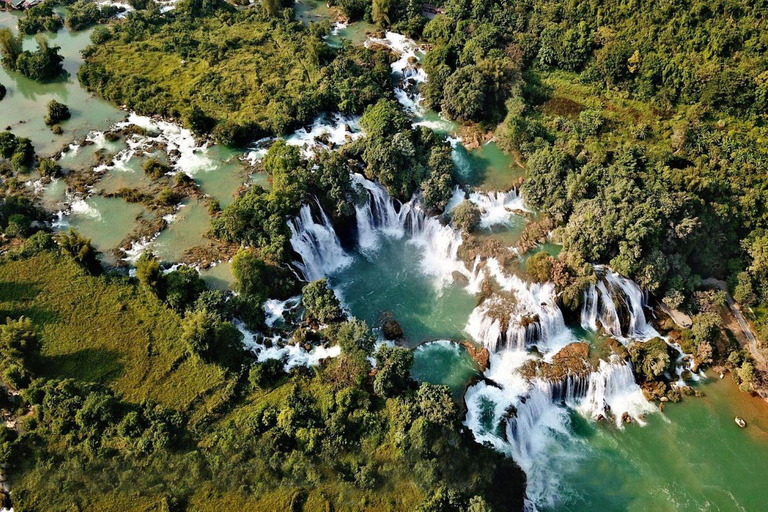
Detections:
288,201,352,281
447,186,527,228
466,350,655,508
366,32,428,113
352,174,468,287
465,259,573,353
464,263,660,508
580,267,659,341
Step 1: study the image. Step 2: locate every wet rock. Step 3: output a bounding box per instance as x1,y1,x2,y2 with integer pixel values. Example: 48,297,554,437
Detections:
621,411,632,423
461,341,490,372
381,318,404,340
452,271,469,285
520,342,593,381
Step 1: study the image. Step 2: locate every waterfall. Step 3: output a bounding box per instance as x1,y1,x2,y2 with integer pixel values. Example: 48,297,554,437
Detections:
578,358,656,426
366,32,427,113
288,201,352,281
352,174,468,287
447,186,528,228
465,259,573,352
465,349,653,509
580,267,659,341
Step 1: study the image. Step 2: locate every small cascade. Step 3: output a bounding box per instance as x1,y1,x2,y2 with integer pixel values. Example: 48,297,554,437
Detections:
288,201,352,281
447,187,528,229
366,32,427,113
578,358,656,426
580,267,659,341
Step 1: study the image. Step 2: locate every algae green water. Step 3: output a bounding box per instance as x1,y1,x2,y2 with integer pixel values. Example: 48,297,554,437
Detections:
0,13,124,156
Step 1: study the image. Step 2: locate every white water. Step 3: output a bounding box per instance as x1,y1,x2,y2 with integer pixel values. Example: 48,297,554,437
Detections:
465,258,574,353
351,174,468,288
287,174,469,288
366,32,427,113
446,186,528,228
243,113,362,164
580,267,659,341
264,296,302,327
465,348,655,508
237,323,341,371
463,259,662,508
288,201,353,281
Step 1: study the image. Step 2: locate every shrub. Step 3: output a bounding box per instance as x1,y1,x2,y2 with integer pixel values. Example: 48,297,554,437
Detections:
248,359,285,389
373,345,413,397
37,157,62,178
44,100,71,126
451,200,480,233
301,279,343,324
527,252,554,283
55,229,101,274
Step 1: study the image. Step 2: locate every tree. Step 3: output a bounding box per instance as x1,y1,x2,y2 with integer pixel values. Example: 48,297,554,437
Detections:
37,157,62,178
44,100,71,126
628,337,671,381
181,309,242,362
691,312,721,345
440,66,486,122
231,248,269,298
335,319,375,357
164,266,206,312
136,252,163,291
373,345,413,397
11,35,65,82
372,0,391,26
360,99,409,139
451,200,480,233
56,229,101,274
302,279,343,324
527,252,554,283
249,359,285,388
0,28,23,71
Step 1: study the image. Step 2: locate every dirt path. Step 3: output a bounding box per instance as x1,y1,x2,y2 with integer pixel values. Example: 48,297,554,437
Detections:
702,278,767,371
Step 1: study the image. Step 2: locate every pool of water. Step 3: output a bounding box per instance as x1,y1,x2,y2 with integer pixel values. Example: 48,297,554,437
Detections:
411,340,480,397
56,195,145,256
545,374,768,512
150,200,212,263
0,13,125,156
329,235,477,346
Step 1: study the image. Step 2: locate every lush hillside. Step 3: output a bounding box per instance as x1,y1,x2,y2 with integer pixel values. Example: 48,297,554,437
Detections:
0,248,523,510
0,251,230,414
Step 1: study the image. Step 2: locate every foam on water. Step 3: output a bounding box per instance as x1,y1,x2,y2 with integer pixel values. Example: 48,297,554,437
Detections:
446,186,528,228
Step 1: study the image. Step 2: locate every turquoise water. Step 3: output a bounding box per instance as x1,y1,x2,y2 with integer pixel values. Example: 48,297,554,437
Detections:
329,235,476,346
411,340,480,397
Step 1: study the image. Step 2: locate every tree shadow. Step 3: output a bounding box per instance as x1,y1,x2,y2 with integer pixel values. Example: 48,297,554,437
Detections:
36,348,125,386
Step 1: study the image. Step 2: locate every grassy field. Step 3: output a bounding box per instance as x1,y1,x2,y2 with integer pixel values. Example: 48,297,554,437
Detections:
0,251,230,415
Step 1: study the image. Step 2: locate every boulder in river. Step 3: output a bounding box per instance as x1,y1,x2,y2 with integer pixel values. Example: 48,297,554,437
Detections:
461,341,490,372
381,317,404,340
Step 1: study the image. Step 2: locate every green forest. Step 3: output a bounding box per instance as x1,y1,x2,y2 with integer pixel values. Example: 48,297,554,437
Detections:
1,0,768,509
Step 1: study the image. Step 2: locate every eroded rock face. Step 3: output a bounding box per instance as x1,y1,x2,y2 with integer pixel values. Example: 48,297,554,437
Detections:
520,342,593,381
461,341,490,372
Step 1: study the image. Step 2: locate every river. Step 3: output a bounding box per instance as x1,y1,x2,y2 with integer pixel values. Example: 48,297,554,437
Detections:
2,7,768,512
